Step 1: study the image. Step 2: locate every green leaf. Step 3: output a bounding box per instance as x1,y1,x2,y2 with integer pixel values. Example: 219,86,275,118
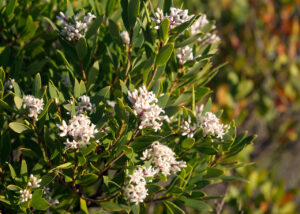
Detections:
147,184,164,194
131,204,140,214
33,74,42,98
180,199,212,212
202,98,212,115
6,0,16,15
225,135,256,158
86,17,102,39
156,43,174,66
181,138,195,149
57,50,72,70
0,67,5,82
80,198,89,214
76,173,98,185
108,19,121,44
76,37,88,60
131,135,162,152
159,18,169,41
9,122,30,133
67,0,74,17
7,163,16,179
14,96,23,109
7,184,22,191
40,172,57,187
0,99,15,112
31,189,50,210
163,201,185,214
175,33,202,48
221,176,248,182
204,168,224,179
42,17,58,31
74,78,81,98
101,202,124,211
20,159,28,179
49,162,72,172
98,86,111,98
127,0,140,28
171,15,199,37
38,99,53,120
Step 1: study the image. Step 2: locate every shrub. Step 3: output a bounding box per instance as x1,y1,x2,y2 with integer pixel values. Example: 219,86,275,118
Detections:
0,0,255,213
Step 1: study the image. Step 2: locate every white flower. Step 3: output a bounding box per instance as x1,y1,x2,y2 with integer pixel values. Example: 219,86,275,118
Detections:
23,95,44,120
43,187,59,206
181,105,227,139
57,114,98,149
190,14,209,36
28,174,41,188
120,31,130,45
20,189,32,202
57,11,95,41
176,46,193,65
76,95,95,114
128,86,169,131
152,7,194,30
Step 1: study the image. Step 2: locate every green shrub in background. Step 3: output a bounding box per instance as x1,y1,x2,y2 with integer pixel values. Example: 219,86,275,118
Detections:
0,0,256,213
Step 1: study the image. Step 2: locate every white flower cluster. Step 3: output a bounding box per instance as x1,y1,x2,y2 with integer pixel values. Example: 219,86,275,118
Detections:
128,86,169,132
124,142,186,204
56,11,95,41
75,95,95,114
181,105,228,139
176,46,193,65
23,95,44,120
120,31,130,45
57,114,98,149
190,14,220,45
20,189,32,203
20,174,41,203
123,166,158,204
28,174,41,188
152,7,194,29
141,141,187,176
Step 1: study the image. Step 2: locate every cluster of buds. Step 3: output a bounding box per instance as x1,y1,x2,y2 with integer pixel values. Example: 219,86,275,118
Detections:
124,142,186,204
152,7,194,29
181,105,228,139
128,86,169,132
57,114,98,149
23,95,44,120
75,95,95,114
176,46,194,65
56,11,95,41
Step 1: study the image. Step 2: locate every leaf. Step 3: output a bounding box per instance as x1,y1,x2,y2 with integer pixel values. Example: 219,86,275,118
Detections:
20,159,28,180
180,199,212,212
6,0,16,15
86,17,102,39
9,122,30,133
31,189,50,210
7,163,16,179
67,0,74,17
0,67,5,82
80,198,89,214
7,185,22,191
79,80,86,95
204,168,224,179
131,204,140,214
225,135,256,158
0,99,15,112
156,43,174,66
49,162,72,172
33,73,42,97
98,86,111,98
202,98,212,115
101,202,123,211
76,173,98,185
175,33,202,48
131,135,162,152
181,138,195,149
42,17,58,31
38,99,53,120
127,0,140,28
221,176,248,182
159,18,169,41
74,78,81,98
76,37,88,60
14,96,23,109
40,172,57,187
163,201,185,214
147,184,164,194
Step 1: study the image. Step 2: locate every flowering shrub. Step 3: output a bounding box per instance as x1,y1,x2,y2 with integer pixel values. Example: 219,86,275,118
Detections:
0,0,256,213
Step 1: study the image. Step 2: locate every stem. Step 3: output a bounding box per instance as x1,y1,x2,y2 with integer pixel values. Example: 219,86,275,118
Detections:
124,29,134,82
170,65,183,94
73,149,79,188
146,65,157,89
82,191,121,203
98,129,139,176
32,120,52,167
109,122,125,152
145,196,172,203
80,62,87,82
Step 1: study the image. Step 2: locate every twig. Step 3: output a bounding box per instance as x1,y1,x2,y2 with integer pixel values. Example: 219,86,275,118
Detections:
124,29,134,82
146,65,157,89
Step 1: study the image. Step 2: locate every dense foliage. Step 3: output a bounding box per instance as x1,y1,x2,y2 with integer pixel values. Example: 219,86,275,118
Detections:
0,0,256,213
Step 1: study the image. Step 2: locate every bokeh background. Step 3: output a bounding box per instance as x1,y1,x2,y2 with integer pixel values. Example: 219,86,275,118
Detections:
177,0,300,213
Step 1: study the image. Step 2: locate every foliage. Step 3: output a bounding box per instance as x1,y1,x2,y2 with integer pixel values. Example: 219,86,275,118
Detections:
0,0,255,213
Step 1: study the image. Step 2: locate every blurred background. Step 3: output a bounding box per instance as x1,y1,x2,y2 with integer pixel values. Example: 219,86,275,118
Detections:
177,0,300,213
